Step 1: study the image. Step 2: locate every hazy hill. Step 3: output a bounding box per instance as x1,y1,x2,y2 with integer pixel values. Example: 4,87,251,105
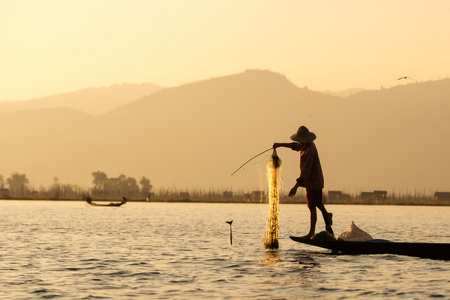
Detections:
0,70,449,195
0,83,161,116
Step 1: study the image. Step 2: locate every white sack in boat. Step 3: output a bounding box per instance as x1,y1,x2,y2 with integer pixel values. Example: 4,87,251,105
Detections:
338,221,373,241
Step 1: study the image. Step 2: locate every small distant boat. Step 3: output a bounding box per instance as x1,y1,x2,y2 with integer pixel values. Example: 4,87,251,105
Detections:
290,236,450,260
86,196,127,207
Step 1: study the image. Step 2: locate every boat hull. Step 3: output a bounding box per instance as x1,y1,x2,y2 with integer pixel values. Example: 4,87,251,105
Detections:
290,236,450,260
86,196,127,207
87,202,126,207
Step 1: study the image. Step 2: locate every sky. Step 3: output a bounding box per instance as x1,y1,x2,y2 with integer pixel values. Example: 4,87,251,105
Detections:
1,0,450,101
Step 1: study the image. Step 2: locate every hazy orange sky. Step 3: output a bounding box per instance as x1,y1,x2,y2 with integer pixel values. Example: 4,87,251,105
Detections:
2,0,449,101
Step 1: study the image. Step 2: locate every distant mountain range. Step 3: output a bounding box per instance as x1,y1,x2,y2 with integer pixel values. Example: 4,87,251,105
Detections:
1,70,449,194
0,83,161,116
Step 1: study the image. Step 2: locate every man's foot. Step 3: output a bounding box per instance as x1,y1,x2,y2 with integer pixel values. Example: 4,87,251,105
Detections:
326,212,333,226
300,234,314,239
326,226,334,236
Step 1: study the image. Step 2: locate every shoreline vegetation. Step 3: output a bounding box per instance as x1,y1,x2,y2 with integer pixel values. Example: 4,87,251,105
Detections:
1,192,449,206
1,172,449,206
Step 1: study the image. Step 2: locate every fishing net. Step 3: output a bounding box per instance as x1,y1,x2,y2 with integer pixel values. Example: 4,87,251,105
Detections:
264,149,282,249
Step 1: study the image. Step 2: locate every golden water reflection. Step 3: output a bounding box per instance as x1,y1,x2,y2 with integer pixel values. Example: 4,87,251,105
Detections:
260,250,281,265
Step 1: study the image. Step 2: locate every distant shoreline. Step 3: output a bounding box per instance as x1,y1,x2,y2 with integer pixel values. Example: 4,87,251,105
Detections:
1,198,449,206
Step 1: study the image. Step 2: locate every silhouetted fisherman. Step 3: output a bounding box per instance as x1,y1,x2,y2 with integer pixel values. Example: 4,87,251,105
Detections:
273,126,333,238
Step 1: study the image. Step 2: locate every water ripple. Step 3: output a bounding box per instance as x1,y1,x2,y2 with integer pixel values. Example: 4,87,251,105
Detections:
0,202,449,299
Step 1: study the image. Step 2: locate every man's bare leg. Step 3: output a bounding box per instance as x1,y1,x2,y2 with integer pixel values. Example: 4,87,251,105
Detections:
318,205,334,235
301,207,317,239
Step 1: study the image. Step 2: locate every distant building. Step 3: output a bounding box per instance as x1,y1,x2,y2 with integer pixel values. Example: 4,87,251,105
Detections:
360,192,374,200
434,192,450,201
328,190,351,200
373,190,387,200
359,191,387,201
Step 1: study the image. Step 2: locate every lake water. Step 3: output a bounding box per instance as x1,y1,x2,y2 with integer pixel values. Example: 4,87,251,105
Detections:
0,201,449,299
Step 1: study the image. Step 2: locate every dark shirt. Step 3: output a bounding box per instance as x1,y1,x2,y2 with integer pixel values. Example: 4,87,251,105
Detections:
292,142,324,190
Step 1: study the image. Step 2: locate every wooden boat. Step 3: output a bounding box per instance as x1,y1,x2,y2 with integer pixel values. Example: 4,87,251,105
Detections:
290,236,450,260
86,196,127,207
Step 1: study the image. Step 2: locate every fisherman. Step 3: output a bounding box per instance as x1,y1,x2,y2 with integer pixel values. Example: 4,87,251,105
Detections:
273,126,333,238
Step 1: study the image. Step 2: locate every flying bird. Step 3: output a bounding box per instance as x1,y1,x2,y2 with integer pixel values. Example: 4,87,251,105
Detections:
397,76,409,80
